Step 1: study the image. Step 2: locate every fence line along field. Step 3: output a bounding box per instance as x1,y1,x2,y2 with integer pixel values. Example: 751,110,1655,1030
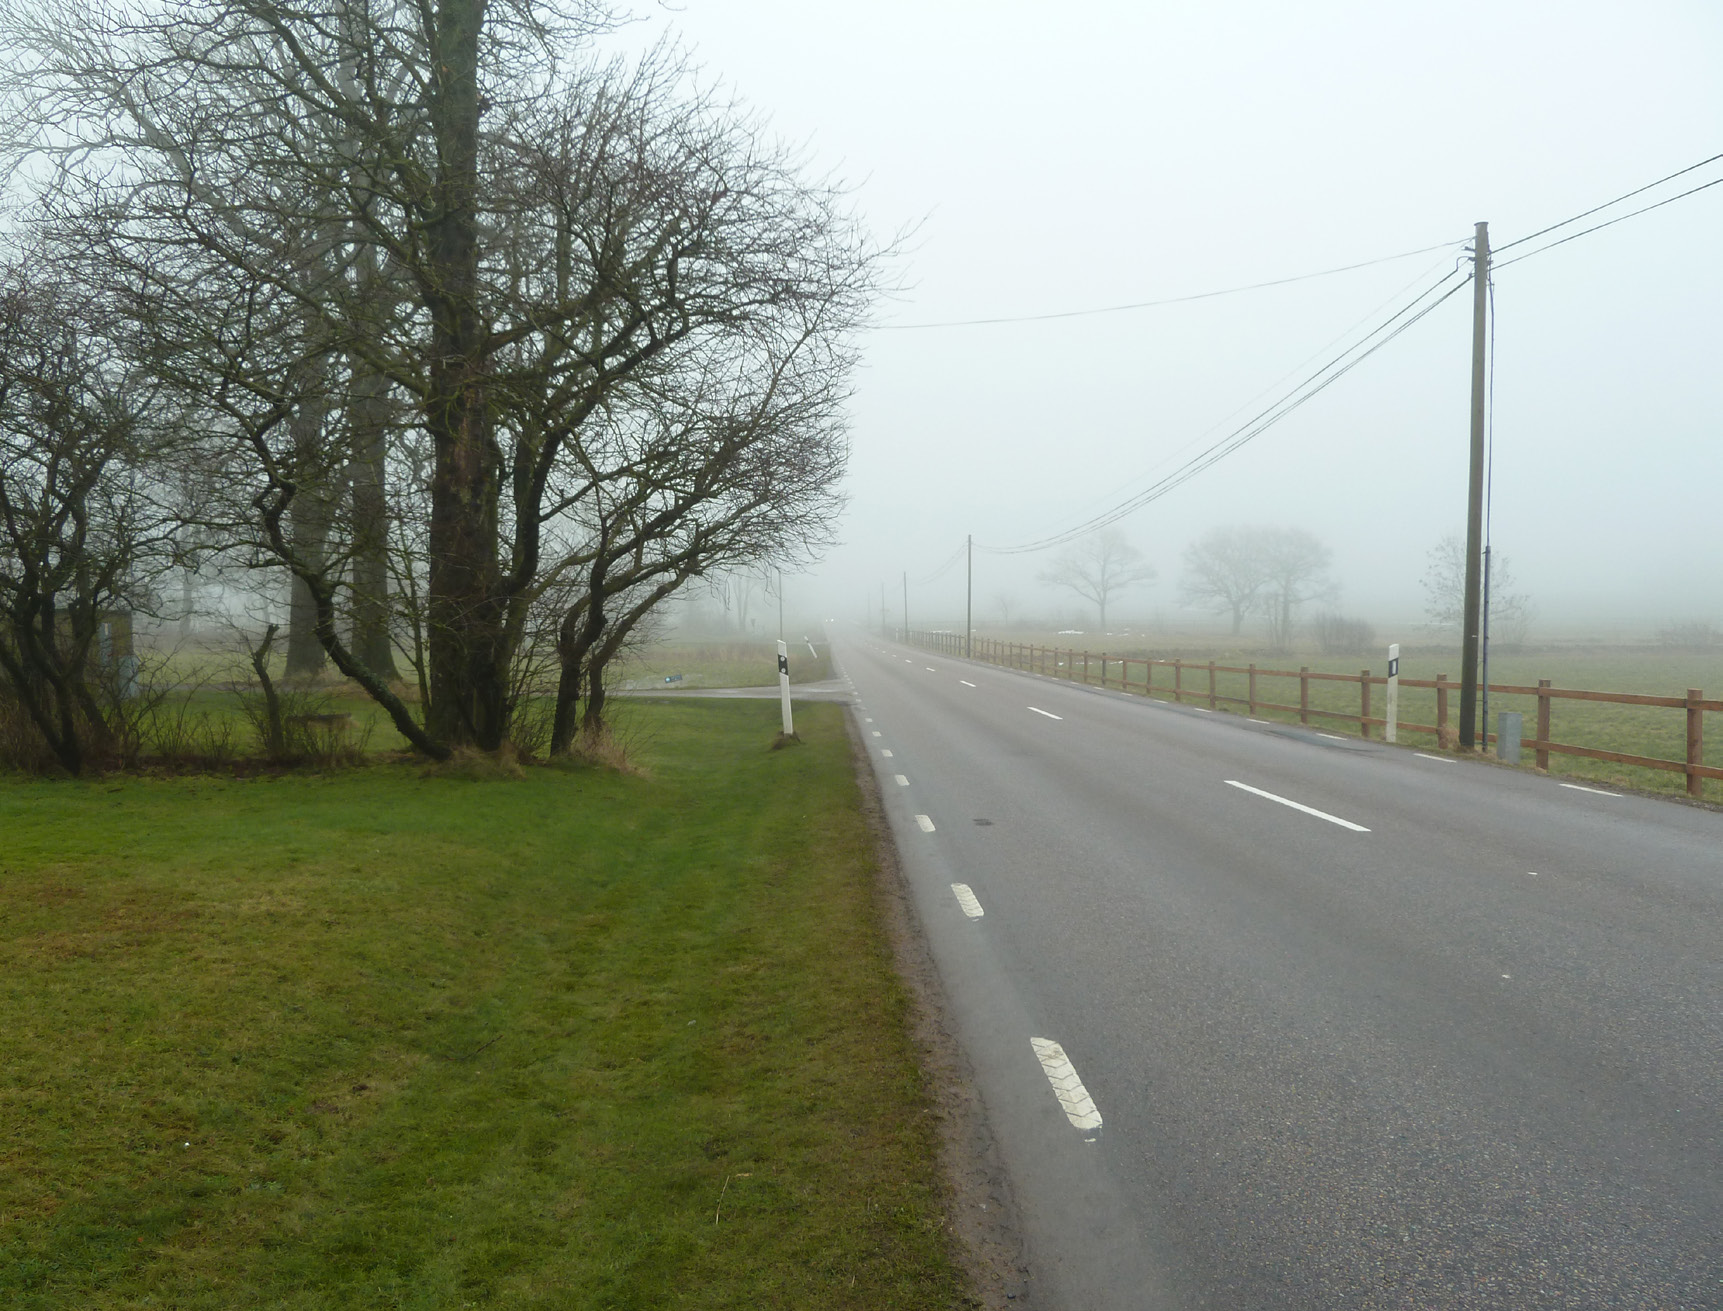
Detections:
903,628,1723,804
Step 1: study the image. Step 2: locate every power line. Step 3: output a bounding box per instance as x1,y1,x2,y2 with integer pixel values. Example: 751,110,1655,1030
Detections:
874,240,1466,331
975,269,1471,555
912,539,968,587
1492,150,1723,254
1495,175,1723,269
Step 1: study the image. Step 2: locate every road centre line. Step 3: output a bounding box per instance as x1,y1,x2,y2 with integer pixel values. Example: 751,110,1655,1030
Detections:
894,774,909,786
1561,782,1622,797
1224,780,1371,832
1030,1037,1102,1138
1415,752,1456,763
950,883,985,918
960,680,977,688
926,666,938,672
1028,707,1063,720
915,814,936,832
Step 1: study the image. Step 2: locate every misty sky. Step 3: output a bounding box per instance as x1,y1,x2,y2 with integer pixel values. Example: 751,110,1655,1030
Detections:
620,2,1723,634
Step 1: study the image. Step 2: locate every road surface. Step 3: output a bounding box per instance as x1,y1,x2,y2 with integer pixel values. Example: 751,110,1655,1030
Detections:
835,631,1723,1311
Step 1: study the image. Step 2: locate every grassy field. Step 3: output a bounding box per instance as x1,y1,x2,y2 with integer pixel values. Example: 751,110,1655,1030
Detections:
0,700,971,1310
948,630,1723,803
618,639,833,691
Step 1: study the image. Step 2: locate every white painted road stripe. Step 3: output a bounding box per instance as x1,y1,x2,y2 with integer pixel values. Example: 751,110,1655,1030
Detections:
960,680,977,688
894,774,909,786
881,749,893,757
871,730,881,737
1030,1037,1102,1137
1415,752,1455,763
1561,782,1622,797
1317,732,1346,740
925,666,937,672
951,883,984,917
1224,780,1371,832
915,814,936,832
1028,707,1063,720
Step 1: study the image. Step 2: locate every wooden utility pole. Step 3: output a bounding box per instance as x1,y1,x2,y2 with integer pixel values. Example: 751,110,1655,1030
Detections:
902,571,908,640
965,534,973,659
1459,221,1490,749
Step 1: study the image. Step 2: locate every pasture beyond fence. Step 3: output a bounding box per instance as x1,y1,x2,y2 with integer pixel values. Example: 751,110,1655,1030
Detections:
900,630,1723,801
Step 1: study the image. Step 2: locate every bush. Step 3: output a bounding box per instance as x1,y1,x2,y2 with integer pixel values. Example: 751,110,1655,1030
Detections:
1312,613,1378,656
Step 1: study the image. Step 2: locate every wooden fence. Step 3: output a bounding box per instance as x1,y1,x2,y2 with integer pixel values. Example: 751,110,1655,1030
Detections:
901,629,1722,799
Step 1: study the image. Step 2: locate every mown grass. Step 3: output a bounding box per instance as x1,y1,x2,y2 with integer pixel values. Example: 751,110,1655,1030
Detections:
0,699,970,1310
961,634,1723,802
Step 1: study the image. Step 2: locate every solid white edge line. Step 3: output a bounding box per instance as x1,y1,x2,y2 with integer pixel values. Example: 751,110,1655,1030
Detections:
1414,752,1455,762
893,774,909,786
1028,706,1063,720
950,883,984,918
1224,779,1371,832
1560,782,1622,797
915,814,936,832
1030,1037,1102,1137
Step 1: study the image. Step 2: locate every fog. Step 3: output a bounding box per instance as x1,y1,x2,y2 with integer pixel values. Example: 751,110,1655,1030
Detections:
617,1,1723,639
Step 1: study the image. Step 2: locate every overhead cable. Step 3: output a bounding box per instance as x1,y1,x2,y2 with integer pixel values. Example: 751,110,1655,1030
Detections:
1492,150,1723,254
874,240,1466,331
975,269,1471,555
1495,175,1723,269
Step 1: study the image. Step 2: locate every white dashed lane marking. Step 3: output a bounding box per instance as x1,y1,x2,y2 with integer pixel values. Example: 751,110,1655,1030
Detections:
871,730,881,737
893,775,909,786
1224,780,1371,832
1560,782,1622,797
1415,752,1455,763
960,680,977,688
1028,707,1063,720
1030,1037,1102,1139
950,883,984,917
915,814,936,832
881,749,893,757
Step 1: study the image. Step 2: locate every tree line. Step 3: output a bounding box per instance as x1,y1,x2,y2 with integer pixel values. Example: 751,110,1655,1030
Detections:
0,0,881,774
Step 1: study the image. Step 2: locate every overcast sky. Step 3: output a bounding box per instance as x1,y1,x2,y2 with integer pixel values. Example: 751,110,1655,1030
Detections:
620,1,1722,635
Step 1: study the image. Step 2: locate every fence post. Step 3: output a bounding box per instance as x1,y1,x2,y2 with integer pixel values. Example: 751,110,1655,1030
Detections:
1174,660,1183,703
1083,650,1090,684
1299,667,1310,724
1248,664,1257,716
1208,660,1217,709
1359,670,1371,738
1101,653,1108,688
1536,679,1552,770
1436,674,1449,745
1688,689,1704,798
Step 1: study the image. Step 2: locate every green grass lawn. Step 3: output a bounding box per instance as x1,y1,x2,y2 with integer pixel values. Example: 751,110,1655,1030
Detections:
0,700,970,1310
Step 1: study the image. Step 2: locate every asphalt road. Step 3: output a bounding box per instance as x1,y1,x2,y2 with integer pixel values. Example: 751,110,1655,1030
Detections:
834,630,1723,1311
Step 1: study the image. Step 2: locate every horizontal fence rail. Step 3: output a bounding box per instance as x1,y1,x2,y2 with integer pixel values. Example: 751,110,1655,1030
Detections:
898,629,1720,798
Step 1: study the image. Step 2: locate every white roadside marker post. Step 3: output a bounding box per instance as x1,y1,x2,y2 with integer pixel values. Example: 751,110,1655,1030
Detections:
1386,643,1400,744
777,639,794,736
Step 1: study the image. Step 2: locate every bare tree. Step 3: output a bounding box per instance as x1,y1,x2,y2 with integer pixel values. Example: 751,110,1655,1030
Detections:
1257,528,1333,650
0,11,881,756
1038,528,1155,632
1180,526,1273,634
1422,534,1532,648
0,265,176,774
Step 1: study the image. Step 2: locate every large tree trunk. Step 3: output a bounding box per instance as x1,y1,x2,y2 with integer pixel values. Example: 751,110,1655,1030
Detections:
422,0,506,750
348,355,398,680
285,390,330,679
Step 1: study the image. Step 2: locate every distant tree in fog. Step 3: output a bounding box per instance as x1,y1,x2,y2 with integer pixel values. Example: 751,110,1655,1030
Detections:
1257,528,1333,650
1422,535,1533,648
1038,529,1155,631
1180,527,1272,634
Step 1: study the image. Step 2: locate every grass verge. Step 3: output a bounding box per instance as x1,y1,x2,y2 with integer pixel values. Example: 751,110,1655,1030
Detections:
0,699,970,1310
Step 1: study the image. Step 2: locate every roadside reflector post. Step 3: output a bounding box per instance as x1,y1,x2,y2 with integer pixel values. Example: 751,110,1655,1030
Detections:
777,640,794,736
1386,643,1400,744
